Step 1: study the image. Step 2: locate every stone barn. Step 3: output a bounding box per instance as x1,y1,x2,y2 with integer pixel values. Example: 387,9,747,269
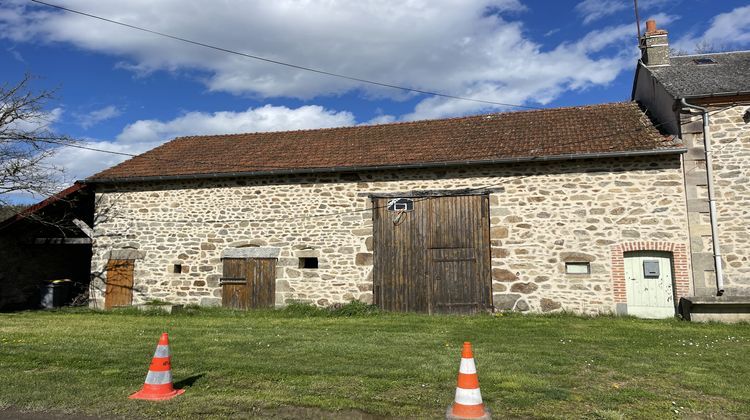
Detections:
86,102,692,317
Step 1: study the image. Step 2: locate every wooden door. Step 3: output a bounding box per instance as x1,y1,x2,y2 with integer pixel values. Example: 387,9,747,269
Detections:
372,194,491,314
372,196,429,312
105,259,134,309
221,258,276,309
624,251,675,318
427,195,491,314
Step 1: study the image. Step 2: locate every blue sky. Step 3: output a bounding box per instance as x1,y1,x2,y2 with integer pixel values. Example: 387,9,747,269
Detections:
1,0,750,201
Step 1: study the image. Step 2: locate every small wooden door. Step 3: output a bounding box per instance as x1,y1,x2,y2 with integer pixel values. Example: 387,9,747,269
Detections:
429,248,481,314
624,251,675,318
221,258,276,309
105,259,134,309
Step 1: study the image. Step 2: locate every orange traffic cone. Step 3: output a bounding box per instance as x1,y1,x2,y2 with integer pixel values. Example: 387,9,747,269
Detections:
446,342,491,419
129,333,185,401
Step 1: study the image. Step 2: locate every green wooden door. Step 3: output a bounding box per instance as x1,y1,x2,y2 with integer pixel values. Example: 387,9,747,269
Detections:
624,251,675,318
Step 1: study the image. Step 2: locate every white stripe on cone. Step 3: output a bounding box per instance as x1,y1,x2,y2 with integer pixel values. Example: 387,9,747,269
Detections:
454,386,484,405
153,345,170,358
459,358,477,374
145,370,173,385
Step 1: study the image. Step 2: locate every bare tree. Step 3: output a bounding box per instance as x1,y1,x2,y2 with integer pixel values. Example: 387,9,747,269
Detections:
1,74,71,205
693,40,729,55
671,40,731,57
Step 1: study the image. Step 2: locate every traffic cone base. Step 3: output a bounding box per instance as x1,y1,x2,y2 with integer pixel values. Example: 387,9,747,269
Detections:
446,342,491,419
130,333,185,401
446,405,492,420
129,386,185,401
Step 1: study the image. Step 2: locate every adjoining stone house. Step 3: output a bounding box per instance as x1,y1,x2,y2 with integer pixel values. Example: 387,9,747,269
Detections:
85,102,692,317
632,20,750,320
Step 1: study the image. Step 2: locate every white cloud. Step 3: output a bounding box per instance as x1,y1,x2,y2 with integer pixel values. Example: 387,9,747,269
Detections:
673,5,750,53
575,0,672,25
2,0,642,119
116,104,355,143
364,114,397,125
7,106,63,133
576,0,628,25
46,104,356,181
75,105,121,129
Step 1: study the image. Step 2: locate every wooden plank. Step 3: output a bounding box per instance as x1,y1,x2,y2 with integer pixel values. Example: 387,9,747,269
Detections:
105,259,134,309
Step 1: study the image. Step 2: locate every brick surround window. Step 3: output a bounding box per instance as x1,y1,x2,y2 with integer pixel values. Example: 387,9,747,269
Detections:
611,242,690,304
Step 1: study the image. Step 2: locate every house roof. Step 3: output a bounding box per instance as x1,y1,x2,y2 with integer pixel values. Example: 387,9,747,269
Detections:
648,51,750,99
88,102,682,182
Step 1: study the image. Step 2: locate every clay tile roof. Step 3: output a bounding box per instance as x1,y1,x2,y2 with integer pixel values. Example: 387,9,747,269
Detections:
88,101,682,182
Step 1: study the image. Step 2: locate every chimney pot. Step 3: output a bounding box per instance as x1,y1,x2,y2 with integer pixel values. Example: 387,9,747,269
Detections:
646,19,657,33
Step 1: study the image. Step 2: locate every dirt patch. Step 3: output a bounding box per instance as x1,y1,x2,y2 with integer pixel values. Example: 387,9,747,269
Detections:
255,406,391,419
0,405,392,419
0,407,115,420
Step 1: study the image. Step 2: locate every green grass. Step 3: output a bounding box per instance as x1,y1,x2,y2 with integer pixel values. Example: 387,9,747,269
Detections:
1,306,749,419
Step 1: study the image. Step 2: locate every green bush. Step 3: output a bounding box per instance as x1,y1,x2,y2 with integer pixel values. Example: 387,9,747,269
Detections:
328,300,379,317
281,301,328,317
280,300,379,317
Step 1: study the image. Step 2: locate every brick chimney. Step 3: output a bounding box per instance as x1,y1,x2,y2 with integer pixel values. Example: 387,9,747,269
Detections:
640,19,669,66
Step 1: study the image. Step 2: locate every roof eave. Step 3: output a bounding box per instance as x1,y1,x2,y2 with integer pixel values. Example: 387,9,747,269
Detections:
84,148,687,185
681,90,750,102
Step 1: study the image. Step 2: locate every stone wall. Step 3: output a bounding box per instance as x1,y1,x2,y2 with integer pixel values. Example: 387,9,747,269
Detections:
681,105,750,296
89,155,691,314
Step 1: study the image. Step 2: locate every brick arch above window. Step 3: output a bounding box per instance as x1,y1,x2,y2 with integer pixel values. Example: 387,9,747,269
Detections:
611,242,690,304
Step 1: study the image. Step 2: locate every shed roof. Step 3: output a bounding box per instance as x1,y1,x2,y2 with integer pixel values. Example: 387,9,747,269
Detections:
649,51,750,98
0,183,88,231
88,101,682,182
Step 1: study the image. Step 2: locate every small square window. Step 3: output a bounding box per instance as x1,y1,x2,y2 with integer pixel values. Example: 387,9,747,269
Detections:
565,262,590,275
173,264,183,274
299,257,318,269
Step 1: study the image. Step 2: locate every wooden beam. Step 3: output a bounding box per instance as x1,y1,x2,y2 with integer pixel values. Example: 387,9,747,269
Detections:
72,218,94,238
359,187,504,198
32,237,92,245
688,95,750,106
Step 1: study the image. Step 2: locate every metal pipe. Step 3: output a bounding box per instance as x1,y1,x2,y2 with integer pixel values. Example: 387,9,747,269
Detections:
680,98,725,296
634,0,641,41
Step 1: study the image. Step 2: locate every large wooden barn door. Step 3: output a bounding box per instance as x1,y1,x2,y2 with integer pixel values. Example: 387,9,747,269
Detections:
105,259,134,309
373,194,491,314
221,258,276,309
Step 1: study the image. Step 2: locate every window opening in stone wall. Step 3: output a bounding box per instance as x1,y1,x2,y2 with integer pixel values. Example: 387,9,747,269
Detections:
565,262,590,275
173,264,183,274
299,257,318,269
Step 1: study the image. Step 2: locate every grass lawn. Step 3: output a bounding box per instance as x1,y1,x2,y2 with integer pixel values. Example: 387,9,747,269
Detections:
1,305,749,419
